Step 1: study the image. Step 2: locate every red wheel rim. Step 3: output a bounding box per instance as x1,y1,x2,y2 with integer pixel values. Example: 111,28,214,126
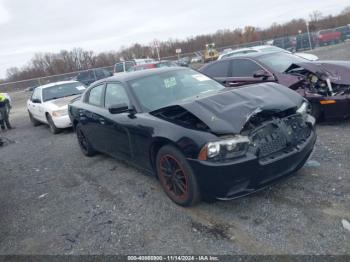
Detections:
159,154,189,201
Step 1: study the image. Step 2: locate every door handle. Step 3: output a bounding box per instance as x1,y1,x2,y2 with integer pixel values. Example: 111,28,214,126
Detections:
99,118,106,125
226,82,239,87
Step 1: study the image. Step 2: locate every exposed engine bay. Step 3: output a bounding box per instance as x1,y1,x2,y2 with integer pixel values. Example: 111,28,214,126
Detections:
151,105,210,131
286,65,350,96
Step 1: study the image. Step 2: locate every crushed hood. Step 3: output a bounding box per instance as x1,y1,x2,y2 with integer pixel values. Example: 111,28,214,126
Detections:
286,61,350,85
156,82,303,134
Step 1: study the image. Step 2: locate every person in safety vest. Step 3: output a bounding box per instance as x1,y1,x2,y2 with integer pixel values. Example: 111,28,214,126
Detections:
0,93,12,130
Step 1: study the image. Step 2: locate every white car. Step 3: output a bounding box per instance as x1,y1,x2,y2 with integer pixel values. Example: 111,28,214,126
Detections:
27,81,86,134
114,58,155,74
217,45,318,61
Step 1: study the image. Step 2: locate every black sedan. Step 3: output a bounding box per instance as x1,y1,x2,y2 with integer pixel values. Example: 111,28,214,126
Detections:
69,67,316,206
199,52,350,120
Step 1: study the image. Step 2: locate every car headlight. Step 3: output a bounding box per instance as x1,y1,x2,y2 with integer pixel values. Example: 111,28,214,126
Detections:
296,101,310,118
199,135,250,161
52,109,68,117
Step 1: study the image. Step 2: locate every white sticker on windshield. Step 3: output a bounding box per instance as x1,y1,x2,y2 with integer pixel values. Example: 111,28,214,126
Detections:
76,86,86,91
192,74,210,82
164,77,177,88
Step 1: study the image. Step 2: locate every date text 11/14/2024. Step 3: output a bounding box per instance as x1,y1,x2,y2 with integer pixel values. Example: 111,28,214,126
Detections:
127,255,220,261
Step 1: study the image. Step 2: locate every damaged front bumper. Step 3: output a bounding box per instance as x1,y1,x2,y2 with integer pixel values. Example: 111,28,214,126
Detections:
188,117,317,200
309,94,350,120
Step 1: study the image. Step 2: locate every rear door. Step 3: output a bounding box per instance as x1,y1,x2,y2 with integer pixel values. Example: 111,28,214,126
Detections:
79,83,107,152
28,88,44,121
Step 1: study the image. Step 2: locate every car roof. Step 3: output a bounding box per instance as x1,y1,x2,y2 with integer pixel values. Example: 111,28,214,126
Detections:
93,67,186,84
36,80,80,90
221,50,281,60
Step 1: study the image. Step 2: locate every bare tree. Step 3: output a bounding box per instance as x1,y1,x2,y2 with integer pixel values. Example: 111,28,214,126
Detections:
309,10,323,22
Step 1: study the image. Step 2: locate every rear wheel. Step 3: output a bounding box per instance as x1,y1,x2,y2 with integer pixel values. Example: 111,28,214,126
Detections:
46,114,61,134
28,111,41,126
156,145,201,207
76,123,96,157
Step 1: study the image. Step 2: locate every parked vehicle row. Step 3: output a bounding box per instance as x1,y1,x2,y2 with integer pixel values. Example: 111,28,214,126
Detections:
26,44,350,207
217,45,318,61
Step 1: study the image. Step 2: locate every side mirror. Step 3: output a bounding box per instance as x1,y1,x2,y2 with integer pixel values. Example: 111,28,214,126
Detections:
253,69,271,79
108,103,130,114
32,98,41,104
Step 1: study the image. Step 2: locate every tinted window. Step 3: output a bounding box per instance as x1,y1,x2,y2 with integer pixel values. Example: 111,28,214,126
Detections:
95,69,109,79
231,59,262,77
105,83,129,108
202,60,230,77
114,63,124,73
88,84,104,106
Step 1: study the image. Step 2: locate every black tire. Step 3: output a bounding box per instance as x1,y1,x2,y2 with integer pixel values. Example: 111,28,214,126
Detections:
28,111,41,127
156,145,201,207
76,123,97,157
46,114,61,134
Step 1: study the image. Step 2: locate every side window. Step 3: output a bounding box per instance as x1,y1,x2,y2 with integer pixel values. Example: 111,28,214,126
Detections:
95,69,105,79
87,84,104,106
114,63,124,73
202,60,230,77
103,69,112,77
32,88,41,102
105,83,129,108
231,59,262,77
125,62,135,72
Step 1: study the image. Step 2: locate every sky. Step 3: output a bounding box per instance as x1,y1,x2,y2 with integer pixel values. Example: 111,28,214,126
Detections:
0,0,349,78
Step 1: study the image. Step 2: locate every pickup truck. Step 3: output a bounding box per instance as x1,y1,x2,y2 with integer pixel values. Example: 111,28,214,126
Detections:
317,29,342,46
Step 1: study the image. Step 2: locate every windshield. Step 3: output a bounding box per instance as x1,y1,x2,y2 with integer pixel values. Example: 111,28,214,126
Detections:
257,52,307,72
128,69,224,112
42,82,86,102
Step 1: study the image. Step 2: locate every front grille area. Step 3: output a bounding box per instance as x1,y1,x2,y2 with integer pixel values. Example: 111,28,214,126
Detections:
250,114,312,159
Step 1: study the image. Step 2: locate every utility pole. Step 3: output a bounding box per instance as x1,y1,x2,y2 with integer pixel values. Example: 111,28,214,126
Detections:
154,40,160,61
306,21,313,50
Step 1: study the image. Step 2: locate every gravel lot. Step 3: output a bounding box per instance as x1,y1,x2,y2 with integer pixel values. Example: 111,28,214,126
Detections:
1,45,350,255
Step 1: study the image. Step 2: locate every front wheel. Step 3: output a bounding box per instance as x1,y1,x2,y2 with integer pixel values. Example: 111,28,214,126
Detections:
46,114,61,134
156,145,201,207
